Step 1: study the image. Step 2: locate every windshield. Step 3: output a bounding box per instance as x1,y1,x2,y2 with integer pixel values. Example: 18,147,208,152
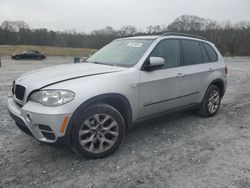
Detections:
86,39,153,67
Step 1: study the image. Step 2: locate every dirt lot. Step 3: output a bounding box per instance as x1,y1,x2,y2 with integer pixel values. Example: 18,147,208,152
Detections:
0,45,96,57
1,57,250,188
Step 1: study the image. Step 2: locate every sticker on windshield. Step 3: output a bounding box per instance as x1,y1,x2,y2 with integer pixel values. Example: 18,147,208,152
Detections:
127,42,143,47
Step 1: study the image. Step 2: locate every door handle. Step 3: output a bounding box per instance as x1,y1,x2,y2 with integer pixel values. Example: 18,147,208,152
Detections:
209,68,214,72
176,73,185,78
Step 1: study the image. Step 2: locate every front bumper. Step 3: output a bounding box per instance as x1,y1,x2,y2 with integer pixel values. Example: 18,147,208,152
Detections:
8,96,72,145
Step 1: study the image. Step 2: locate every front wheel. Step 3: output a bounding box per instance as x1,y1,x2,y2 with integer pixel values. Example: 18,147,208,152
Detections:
71,104,126,158
197,85,221,117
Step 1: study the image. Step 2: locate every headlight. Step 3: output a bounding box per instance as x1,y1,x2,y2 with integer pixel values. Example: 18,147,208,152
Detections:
29,90,75,106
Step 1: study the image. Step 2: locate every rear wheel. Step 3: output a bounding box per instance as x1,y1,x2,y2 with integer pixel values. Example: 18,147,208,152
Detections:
71,104,126,158
197,85,221,117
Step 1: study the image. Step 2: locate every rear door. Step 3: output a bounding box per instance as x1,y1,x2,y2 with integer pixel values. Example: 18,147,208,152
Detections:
178,39,212,103
199,42,221,96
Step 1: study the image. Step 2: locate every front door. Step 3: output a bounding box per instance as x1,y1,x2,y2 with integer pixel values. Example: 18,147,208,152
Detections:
138,39,199,119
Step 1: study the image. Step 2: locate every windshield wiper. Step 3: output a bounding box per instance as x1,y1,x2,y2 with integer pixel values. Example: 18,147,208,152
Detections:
92,61,114,66
84,60,116,66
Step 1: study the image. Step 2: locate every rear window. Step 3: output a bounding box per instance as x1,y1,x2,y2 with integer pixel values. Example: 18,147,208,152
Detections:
181,40,202,66
202,43,218,62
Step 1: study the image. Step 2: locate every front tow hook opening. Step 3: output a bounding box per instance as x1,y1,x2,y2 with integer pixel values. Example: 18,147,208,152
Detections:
25,113,32,123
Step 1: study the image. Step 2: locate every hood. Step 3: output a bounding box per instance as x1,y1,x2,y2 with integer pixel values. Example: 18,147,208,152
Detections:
15,63,126,89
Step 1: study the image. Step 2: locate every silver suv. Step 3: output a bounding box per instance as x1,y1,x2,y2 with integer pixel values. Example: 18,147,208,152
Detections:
8,33,227,158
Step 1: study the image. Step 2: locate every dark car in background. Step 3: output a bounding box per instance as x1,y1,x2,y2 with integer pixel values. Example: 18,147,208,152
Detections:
11,50,46,60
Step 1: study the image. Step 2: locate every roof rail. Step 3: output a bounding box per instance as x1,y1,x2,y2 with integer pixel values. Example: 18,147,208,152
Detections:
161,32,208,41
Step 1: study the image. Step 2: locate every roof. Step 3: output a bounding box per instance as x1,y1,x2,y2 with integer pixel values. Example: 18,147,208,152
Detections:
123,32,208,42
123,35,159,40
161,32,208,41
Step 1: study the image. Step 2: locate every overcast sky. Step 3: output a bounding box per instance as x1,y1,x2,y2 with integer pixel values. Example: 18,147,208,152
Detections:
0,0,249,32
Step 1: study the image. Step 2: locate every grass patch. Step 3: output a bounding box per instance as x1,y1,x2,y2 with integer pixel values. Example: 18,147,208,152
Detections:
0,45,97,57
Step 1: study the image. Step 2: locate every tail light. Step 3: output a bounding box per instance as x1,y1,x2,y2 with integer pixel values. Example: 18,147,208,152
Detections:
225,65,228,75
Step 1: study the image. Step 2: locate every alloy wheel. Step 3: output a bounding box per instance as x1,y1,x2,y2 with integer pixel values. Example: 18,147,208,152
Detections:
207,90,220,114
78,114,119,153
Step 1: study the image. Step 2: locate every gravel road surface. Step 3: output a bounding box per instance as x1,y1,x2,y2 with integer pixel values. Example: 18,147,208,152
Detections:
0,57,250,188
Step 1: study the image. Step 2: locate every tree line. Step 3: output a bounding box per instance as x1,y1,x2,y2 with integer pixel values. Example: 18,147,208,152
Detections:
0,15,250,56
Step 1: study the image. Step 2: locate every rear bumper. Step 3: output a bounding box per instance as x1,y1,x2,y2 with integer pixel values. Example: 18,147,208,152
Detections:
8,96,72,146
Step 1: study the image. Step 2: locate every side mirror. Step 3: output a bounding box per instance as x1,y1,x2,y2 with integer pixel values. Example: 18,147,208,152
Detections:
144,57,165,71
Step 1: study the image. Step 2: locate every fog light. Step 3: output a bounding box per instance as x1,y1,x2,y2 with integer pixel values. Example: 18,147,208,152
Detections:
26,113,32,123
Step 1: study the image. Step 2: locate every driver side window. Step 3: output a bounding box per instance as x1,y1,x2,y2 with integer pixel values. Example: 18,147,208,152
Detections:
150,39,181,69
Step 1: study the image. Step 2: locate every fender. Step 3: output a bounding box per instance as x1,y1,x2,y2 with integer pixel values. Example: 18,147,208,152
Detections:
58,93,133,146
208,78,225,96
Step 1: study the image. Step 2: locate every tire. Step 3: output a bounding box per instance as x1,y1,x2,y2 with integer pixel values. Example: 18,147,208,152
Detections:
15,56,20,60
70,103,126,158
37,56,42,60
197,85,221,117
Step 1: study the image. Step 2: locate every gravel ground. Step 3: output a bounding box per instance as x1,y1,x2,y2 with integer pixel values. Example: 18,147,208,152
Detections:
0,57,250,188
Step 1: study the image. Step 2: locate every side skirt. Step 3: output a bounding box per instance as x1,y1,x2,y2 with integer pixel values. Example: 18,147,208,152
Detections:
127,103,201,129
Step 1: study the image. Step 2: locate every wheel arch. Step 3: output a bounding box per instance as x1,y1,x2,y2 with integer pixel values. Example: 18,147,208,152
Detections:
62,93,133,146
208,79,225,97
